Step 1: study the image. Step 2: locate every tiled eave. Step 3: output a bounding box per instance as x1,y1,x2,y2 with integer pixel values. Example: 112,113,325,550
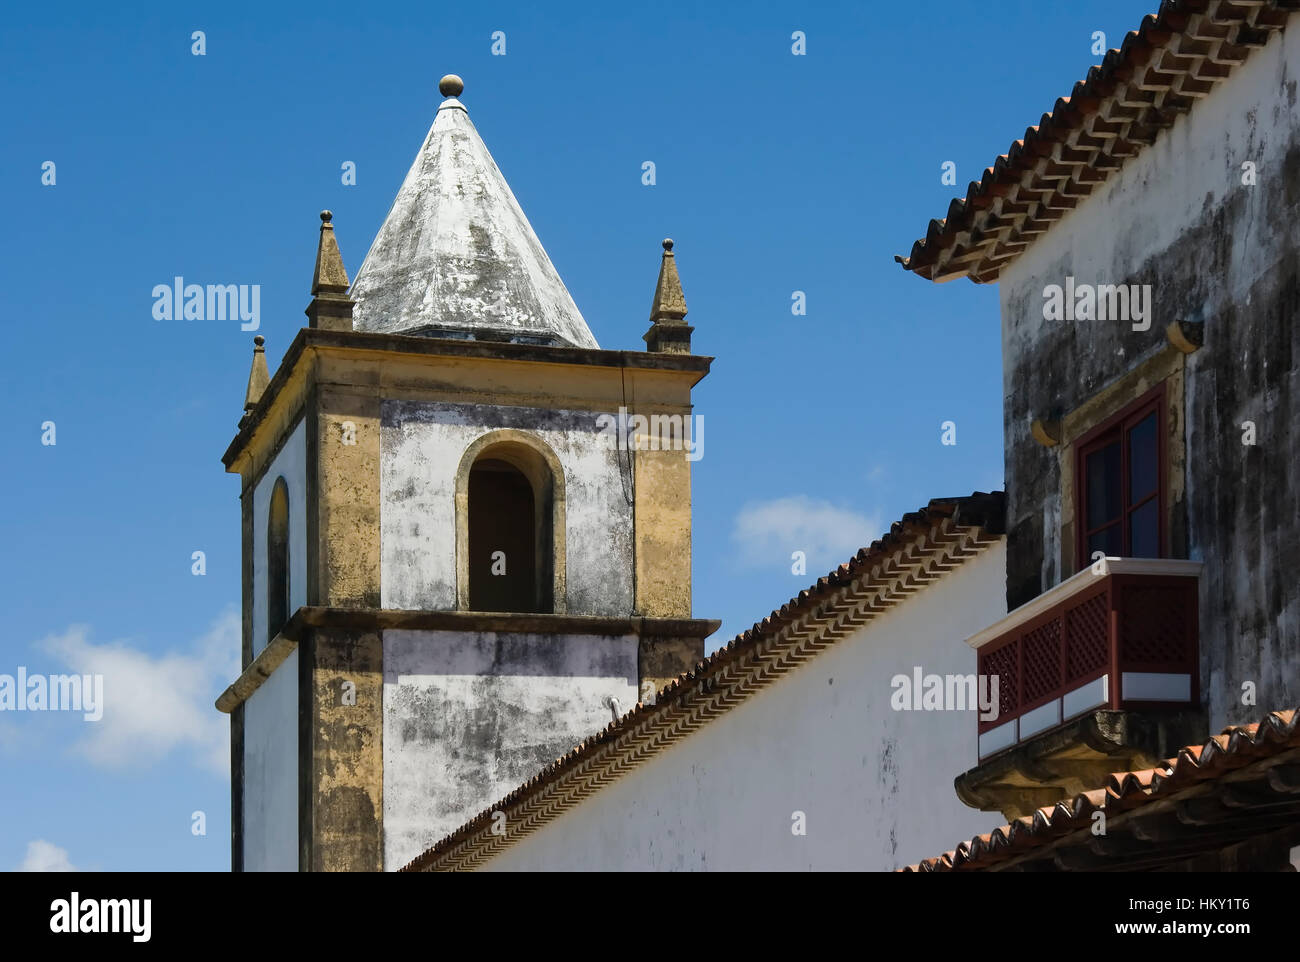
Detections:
400,492,1005,872
905,707,1300,872
895,0,1297,284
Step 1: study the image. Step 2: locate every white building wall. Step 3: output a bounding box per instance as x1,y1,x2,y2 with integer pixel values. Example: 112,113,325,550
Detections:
242,647,298,871
382,628,639,870
996,23,1300,731
380,400,634,616
483,541,1009,871
995,19,1300,576
250,418,308,657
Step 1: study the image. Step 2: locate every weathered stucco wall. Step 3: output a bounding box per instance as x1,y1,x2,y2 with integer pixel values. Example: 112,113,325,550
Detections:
632,438,693,618
304,628,384,872
316,387,382,610
242,647,298,871
251,418,308,656
380,400,634,615
484,542,1008,871
998,23,1300,729
382,628,639,869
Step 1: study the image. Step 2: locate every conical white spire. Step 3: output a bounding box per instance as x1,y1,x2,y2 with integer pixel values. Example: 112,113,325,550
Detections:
349,75,599,349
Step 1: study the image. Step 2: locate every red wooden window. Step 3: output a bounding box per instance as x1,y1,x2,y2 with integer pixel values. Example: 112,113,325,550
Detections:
1075,385,1165,571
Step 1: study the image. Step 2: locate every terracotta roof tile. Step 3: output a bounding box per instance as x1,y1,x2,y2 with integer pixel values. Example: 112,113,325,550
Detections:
904,706,1300,871
896,0,1296,284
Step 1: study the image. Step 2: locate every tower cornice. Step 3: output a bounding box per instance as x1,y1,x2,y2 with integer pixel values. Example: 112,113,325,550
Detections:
224,327,712,477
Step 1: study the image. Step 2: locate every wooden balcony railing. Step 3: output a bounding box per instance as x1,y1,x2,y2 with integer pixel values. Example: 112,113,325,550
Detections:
971,558,1201,760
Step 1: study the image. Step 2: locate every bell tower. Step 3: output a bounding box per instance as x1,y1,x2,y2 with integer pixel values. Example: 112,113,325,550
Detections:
217,75,718,871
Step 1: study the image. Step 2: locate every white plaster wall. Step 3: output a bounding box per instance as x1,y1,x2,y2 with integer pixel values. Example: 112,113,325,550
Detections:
482,542,1008,871
251,418,308,657
243,647,298,872
382,628,639,869
380,400,634,615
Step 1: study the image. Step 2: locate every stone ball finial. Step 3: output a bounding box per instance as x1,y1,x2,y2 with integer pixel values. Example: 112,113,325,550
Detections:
254,335,266,348
439,74,465,98
662,238,674,252
320,210,333,224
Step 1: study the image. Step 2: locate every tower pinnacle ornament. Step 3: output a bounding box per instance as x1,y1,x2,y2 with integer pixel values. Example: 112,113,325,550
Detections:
243,335,270,414
643,238,694,354
305,210,355,331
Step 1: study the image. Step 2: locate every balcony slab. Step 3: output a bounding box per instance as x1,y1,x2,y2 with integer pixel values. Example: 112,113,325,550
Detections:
955,708,1206,820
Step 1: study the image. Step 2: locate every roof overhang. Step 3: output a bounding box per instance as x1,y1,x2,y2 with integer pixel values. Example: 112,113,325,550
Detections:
896,0,1296,284
907,708,1300,871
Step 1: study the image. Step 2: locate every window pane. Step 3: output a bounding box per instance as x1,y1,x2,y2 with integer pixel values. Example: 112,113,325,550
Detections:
1086,441,1122,530
1087,523,1122,559
1128,412,1158,503
1129,499,1159,558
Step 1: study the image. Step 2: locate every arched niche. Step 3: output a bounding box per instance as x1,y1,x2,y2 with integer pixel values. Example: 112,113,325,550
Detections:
455,430,566,614
267,476,291,639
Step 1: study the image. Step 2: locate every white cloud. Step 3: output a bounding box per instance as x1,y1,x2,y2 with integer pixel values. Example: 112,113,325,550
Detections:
732,496,882,570
18,840,76,872
36,611,239,776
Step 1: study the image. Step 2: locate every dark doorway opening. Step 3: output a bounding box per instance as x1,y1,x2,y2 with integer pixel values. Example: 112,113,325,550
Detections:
468,457,544,612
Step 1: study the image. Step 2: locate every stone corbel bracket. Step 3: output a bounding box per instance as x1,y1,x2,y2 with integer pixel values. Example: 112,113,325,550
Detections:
1166,319,1204,354
1031,418,1062,448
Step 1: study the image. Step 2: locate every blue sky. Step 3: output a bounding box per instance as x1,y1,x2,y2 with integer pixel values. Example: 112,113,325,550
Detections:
0,0,1159,871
